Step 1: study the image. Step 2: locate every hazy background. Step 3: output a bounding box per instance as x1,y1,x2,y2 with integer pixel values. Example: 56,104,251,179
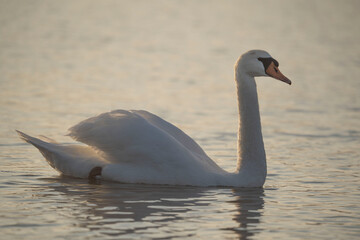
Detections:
0,0,359,239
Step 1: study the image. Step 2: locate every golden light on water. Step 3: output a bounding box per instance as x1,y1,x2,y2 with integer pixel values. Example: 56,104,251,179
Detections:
1,0,359,239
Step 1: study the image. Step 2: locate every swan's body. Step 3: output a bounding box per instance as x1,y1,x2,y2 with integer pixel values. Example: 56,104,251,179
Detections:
18,50,291,187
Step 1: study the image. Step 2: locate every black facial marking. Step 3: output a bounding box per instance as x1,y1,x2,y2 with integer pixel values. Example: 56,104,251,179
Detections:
258,57,279,71
274,59,279,67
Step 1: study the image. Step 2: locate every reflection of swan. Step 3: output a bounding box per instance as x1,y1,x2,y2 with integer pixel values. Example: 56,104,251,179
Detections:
226,188,265,240
18,50,291,187
36,178,264,239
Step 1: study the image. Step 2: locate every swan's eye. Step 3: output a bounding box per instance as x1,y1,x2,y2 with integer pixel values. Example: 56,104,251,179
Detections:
274,67,278,73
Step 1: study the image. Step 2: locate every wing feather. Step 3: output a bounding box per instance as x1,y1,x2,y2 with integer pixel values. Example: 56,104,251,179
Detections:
67,110,210,165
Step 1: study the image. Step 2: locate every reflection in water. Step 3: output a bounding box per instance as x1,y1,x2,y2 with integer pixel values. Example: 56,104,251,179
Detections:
227,188,264,240
36,177,264,239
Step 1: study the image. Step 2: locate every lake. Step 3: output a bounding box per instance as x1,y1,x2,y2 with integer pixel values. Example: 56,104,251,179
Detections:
0,0,359,239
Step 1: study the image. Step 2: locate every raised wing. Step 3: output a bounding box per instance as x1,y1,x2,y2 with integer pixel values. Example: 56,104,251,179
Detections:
67,110,210,165
130,110,208,156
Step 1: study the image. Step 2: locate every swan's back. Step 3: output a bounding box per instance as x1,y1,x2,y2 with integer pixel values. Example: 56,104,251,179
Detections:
64,110,224,185
68,110,219,170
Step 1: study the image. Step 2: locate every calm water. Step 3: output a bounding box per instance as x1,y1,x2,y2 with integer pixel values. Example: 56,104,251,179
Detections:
1,0,360,239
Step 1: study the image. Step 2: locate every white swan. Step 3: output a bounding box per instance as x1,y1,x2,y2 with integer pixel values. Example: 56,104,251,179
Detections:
18,50,291,187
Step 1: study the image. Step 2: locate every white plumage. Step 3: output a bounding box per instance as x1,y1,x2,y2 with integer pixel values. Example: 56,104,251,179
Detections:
18,50,291,187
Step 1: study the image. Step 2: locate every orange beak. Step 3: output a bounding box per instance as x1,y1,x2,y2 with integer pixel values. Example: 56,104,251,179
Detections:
266,62,291,85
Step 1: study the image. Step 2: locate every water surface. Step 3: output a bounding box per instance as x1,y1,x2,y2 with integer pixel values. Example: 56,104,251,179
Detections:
1,0,359,239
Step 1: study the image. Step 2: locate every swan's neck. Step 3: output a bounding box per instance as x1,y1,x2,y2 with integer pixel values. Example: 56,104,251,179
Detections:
235,68,266,182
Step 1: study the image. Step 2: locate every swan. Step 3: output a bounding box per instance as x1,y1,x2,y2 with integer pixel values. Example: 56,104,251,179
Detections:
17,50,291,187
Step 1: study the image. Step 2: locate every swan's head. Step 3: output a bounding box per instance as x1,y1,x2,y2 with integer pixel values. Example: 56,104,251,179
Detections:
236,50,291,85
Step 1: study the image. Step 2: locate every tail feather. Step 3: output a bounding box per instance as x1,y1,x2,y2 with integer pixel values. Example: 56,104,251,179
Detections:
16,130,58,167
17,130,50,147
16,130,105,178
